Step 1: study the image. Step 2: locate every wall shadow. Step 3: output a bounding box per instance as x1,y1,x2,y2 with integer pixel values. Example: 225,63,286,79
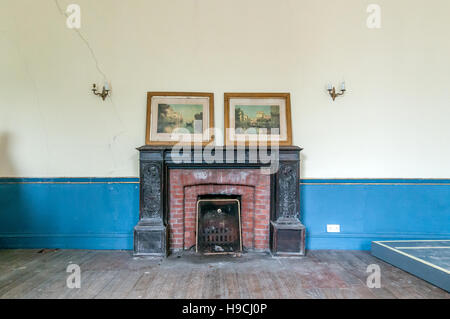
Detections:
0,133,15,176
0,132,24,248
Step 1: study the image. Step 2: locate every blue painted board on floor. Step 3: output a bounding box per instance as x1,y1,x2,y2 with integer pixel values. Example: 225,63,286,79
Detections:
372,240,450,292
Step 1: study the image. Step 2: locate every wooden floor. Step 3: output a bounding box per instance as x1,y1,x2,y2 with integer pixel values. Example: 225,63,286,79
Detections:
0,249,448,299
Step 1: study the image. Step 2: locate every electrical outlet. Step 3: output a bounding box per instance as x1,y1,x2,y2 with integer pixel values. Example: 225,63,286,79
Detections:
327,224,341,233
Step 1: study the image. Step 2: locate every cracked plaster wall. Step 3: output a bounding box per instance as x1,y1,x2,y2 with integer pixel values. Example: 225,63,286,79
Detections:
1,0,450,178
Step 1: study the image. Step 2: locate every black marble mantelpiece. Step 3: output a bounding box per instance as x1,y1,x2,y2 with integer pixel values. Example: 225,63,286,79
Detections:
134,145,306,257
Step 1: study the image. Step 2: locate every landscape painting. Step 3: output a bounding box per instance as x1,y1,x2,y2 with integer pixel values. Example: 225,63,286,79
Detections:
224,93,292,146
235,105,280,134
157,104,203,134
146,92,215,146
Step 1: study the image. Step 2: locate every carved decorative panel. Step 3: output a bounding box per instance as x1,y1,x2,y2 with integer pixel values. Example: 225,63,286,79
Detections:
141,162,162,219
278,162,299,220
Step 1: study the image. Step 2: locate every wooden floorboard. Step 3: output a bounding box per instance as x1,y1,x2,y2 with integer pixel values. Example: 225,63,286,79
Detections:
0,249,448,299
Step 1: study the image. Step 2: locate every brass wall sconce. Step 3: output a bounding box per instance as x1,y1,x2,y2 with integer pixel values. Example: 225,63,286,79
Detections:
92,82,111,101
327,82,346,101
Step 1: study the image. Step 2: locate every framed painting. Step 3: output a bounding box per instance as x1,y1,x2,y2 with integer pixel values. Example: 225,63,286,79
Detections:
146,92,215,145
224,93,293,146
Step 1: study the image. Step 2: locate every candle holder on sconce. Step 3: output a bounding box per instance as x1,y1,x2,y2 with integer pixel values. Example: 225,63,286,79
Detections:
92,82,111,101
327,82,346,101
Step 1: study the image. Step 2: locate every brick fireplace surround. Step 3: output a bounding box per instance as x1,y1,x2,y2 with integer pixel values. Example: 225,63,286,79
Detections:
134,146,305,257
169,169,271,252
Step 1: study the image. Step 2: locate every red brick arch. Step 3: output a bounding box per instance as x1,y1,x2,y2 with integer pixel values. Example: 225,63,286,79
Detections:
169,169,271,252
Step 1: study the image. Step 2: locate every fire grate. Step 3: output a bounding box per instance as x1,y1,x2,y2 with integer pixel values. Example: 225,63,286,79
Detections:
196,197,242,255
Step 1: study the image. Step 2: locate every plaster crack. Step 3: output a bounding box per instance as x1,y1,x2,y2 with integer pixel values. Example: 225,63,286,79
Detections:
54,0,127,143
54,0,130,174
54,0,107,81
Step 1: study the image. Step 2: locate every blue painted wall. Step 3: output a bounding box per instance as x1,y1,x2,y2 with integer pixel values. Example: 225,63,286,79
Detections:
0,178,449,250
0,178,139,249
301,179,450,250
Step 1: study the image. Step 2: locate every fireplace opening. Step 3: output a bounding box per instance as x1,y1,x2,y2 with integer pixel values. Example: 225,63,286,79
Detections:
196,195,242,255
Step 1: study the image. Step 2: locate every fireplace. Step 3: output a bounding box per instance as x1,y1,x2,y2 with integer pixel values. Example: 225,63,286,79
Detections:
134,146,306,257
196,196,242,255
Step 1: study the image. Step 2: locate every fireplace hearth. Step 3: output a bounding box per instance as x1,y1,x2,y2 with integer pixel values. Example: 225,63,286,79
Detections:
134,146,306,257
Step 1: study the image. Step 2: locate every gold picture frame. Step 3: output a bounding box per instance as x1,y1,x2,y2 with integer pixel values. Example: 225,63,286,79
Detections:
146,92,215,146
224,93,293,146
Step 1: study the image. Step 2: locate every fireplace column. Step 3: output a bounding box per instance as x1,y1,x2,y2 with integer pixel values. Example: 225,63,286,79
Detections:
134,150,167,256
270,158,306,256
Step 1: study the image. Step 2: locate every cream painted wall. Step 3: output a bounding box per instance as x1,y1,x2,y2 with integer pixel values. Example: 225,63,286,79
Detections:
1,0,449,178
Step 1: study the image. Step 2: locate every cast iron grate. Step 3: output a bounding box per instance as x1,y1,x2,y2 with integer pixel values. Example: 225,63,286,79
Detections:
196,196,242,255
